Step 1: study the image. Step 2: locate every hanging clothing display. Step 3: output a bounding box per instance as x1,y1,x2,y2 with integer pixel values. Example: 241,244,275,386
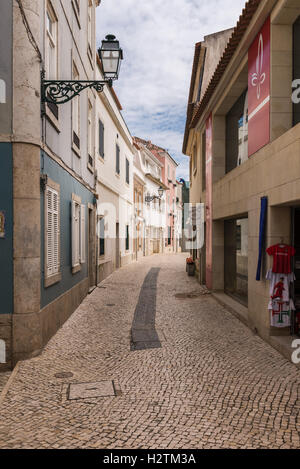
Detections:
266,270,295,328
266,243,295,274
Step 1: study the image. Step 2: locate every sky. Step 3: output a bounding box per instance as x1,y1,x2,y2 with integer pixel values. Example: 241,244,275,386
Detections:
96,0,246,181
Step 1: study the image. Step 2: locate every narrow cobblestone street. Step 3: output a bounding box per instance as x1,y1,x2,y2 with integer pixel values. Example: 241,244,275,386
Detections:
0,254,299,449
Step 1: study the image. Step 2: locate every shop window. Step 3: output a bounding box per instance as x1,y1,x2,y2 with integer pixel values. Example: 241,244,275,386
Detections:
226,89,248,173
224,218,248,306
293,17,300,127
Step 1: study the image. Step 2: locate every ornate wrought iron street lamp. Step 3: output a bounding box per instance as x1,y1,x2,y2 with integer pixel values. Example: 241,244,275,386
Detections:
145,186,164,203
41,35,123,104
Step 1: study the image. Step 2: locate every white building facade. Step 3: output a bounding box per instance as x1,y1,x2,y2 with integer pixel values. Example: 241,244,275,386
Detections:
95,60,134,282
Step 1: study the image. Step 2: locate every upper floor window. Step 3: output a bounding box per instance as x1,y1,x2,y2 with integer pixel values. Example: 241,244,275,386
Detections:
201,130,206,190
226,89,248,173
126,158,130,184
98,119,104,158
87,99,93,170
116,144,120,174
88,0,93,54
72,63,80,150
46,4,58,80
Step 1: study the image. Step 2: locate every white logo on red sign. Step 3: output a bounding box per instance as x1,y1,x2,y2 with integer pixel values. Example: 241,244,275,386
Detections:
251,34,266,100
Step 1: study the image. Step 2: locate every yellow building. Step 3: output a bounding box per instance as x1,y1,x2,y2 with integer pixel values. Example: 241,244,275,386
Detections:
183,0,300,364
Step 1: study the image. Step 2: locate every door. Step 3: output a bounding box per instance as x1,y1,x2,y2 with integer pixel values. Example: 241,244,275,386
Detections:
88,207,96,289
116,222,120,269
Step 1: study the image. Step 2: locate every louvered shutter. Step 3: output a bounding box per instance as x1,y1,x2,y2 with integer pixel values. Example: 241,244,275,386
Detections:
46,189,53,277
80,204,86,264
99,119,104,158
46,187,60,277
52,190,59,274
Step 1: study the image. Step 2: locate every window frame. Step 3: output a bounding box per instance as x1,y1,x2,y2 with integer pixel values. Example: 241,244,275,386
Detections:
71,194,86,274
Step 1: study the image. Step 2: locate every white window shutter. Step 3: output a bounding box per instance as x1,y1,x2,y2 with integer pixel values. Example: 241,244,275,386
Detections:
80,204,86,264
46,189,53,277
52,190,59,274
46,186,60,277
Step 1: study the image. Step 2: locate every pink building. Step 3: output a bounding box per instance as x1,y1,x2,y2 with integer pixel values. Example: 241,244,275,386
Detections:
134,138,178,252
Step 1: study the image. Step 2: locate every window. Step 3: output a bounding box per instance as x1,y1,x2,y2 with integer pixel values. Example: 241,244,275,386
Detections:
126,225,129,251
87,0,93,55
196,48,207,102
72,64,80,150
87,99,93,170
74,0,80,13
201,130,206,190
99,119,104,158
116,144,120,174
71,195,86,272
293,17,300,127
46,4,57,80
226,89,248,173
126,158,130,184
45,181,61,287
99,216,105,256
193,144,197,173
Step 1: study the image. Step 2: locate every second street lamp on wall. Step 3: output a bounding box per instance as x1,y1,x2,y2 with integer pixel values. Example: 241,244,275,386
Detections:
41,34,123,105
145,186,164,203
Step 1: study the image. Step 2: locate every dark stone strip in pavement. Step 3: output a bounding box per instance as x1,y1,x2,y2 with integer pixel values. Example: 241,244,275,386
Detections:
130,268,161,351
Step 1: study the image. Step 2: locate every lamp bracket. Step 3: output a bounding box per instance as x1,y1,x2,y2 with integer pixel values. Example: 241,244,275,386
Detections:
41,75,112,104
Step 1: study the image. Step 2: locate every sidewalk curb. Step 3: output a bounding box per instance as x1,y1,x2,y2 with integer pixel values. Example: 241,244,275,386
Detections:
0,362,20,408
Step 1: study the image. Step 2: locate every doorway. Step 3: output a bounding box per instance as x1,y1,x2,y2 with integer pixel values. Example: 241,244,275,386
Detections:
88,207,96,289
291,208,300,336
116,222,120,269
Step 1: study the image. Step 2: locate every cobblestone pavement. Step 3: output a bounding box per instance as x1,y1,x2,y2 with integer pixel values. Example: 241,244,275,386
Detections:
0,372,11,395
0,253,299,449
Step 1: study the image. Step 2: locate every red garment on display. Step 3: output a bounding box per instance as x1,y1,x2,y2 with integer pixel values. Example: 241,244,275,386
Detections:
266,244,295,274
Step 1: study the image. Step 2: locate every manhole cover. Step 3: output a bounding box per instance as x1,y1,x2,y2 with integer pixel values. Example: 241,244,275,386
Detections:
54,372,74,379
68,380,115,400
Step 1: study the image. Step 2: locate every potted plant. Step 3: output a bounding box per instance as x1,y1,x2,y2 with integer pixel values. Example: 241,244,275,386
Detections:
186,257,195,276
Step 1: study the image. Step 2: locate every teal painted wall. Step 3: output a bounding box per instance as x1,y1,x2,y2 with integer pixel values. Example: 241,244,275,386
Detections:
0,143,13,314
40,152,94,308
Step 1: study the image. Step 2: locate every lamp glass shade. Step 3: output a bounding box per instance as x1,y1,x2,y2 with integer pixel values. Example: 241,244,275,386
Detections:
158,187,164,198
99,35,123,80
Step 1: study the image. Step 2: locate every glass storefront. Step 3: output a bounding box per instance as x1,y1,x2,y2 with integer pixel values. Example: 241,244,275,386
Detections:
224,218,248,306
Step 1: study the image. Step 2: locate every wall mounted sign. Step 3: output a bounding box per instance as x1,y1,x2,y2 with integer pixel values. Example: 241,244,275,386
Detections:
248,17,270,157
206,113,213,290
0,211,5,238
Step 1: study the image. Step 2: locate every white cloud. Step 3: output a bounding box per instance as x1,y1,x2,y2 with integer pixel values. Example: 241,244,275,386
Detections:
96,0,246,180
